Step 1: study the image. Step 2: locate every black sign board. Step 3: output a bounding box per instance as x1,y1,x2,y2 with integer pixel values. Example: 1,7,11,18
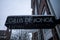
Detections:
5,15,56,29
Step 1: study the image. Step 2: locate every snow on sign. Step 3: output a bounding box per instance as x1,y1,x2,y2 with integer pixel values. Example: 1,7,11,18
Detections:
5,15,56,29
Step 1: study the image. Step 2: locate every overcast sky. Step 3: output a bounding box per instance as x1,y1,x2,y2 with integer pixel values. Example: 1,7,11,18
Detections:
0,0,32,30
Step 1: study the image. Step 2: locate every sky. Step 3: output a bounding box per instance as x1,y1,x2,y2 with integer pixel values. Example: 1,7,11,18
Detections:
0,0,32,30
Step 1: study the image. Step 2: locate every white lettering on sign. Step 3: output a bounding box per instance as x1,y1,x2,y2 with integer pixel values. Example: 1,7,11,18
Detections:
7,16,53,24
8,18,16,23
33,17,53,23
33,18,42,23
44,17,53,22
18,18,23,23
25,17,32,24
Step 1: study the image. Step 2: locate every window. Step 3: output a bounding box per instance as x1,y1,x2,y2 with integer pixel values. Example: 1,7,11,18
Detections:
35,1,38,15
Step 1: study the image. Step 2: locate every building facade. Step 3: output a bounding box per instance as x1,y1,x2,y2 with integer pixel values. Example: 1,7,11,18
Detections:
31,0,60,40
0,28,12,40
